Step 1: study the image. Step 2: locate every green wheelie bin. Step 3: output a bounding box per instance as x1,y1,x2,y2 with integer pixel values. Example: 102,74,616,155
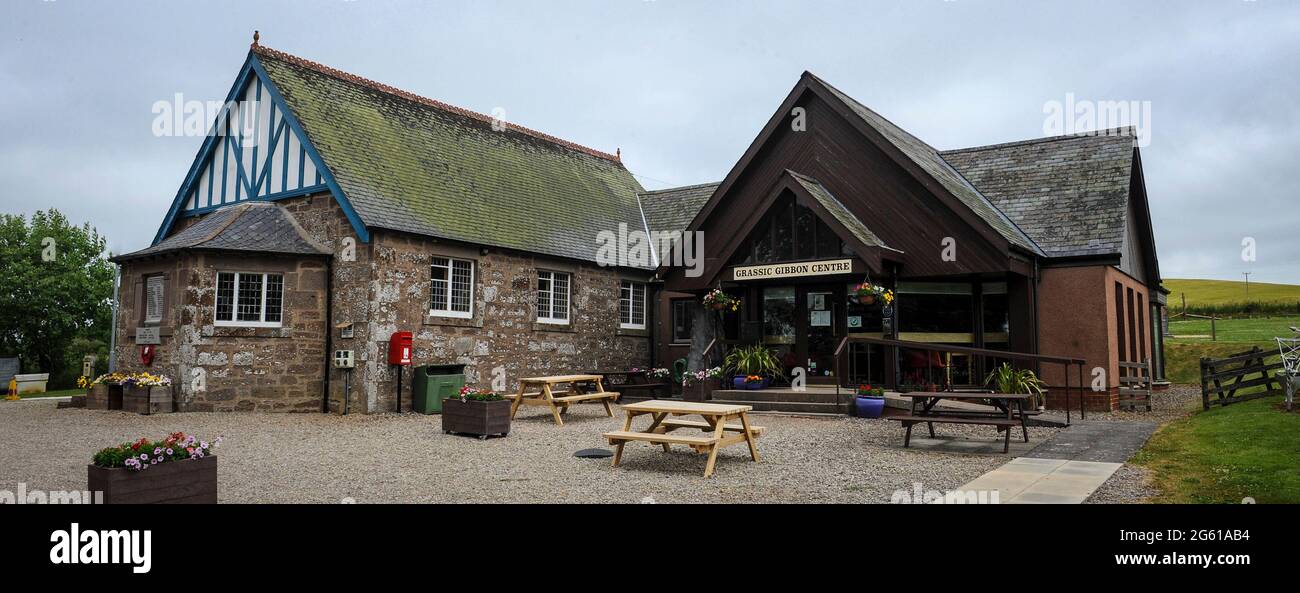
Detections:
411,364,467,414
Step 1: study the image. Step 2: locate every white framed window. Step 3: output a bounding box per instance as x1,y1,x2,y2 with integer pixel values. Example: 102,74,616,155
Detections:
144,275,165,324
215,271,284,327
536,270,571,324
619,280,646,330
430,256,474,318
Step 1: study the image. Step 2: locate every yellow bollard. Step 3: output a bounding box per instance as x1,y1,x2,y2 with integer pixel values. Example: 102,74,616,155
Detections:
5,378,19,401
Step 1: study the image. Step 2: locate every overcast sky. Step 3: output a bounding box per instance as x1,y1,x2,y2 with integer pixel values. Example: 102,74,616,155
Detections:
2,0,1297,283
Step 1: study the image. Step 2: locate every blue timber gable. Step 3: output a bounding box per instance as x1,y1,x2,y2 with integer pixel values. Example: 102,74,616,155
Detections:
152,52,369,245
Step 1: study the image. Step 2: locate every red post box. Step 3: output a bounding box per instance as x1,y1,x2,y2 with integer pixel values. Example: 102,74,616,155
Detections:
387,331,413,366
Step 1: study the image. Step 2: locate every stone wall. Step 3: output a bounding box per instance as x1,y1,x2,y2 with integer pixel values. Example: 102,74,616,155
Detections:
365,229,654,413
116,191,654,413
113,253,329,412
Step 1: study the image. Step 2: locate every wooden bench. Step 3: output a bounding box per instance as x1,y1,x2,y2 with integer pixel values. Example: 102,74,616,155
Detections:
510,375,618,426
604,400,762,477
604,430,718,450
657,418,765,436
888,415,1020,453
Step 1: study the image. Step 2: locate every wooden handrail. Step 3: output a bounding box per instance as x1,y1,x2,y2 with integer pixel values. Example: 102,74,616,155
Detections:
834,335,1084,366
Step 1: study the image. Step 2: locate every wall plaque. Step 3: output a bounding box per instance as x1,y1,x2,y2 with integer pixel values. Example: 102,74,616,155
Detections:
135,327,161,345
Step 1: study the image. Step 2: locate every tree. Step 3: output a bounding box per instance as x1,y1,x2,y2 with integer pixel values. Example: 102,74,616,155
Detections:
0,210,115,387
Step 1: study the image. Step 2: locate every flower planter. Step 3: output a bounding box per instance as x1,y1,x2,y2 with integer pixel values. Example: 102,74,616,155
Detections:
857,295,876,305
732,376,771,389
122,385,174,415
87,456,218,504
442,398,511,439
853,395,886,419
87,383,123,410
683,379,715,402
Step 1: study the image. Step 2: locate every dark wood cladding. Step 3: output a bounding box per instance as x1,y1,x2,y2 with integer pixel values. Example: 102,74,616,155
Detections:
87,456,218,504
666,90,1016,291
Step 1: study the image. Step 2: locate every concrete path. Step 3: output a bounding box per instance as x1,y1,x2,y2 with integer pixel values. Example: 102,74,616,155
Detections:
951,420,1159,503
956,457,1122,503
1023,420,1157,463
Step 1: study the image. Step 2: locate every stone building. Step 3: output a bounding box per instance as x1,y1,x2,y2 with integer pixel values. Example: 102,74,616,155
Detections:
112,41,656,413
112,39,1165,413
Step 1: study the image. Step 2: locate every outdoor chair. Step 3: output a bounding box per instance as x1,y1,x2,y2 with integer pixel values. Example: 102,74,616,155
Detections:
1276,337,1300,412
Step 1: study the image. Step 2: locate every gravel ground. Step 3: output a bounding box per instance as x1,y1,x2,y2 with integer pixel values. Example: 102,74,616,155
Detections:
1079,384,1200,504
0,400,1063,503
1088,384,1202,423
1085,464,1157,504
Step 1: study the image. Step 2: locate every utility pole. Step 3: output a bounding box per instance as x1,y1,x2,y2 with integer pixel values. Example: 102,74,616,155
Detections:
1243,272,1251,299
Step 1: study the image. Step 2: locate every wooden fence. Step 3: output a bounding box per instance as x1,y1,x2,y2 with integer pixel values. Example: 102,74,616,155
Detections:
1200,347,1284,410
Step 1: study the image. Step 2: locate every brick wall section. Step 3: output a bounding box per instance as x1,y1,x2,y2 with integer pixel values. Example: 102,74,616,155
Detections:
116,192,653,413
1037,264,1154,412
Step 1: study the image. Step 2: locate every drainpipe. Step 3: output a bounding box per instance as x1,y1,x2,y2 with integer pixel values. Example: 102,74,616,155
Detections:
108,264,120,372
322,257,334,413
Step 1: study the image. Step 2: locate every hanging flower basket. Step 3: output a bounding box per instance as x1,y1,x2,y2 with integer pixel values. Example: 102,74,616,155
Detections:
702,288,741,312
851,281,893,307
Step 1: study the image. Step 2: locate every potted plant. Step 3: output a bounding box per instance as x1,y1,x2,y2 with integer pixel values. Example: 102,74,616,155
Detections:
702,288,741,312
442,386,510,439
984,362,1047,410
87,432,221,504
850,281,894,307
723,344,782,389
853,384,886,418
681,367,723,401
87,372,128,410
122,372,174,415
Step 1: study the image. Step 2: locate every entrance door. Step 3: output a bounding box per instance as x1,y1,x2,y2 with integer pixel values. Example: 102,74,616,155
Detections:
800,285,842,384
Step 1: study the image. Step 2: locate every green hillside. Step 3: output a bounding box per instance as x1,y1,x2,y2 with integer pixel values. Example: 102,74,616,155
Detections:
1164,278,1300,307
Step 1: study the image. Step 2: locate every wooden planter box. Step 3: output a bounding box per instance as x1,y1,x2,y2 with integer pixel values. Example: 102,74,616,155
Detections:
442,398,511,439
87,384,123,410
122,385,174,415
87,456,218,504
683,379,716,402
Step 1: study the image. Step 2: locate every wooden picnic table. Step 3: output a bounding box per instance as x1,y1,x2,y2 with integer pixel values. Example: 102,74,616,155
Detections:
506,375,619,426
585,370,669,399
603,400,764,478
888,392,1032,454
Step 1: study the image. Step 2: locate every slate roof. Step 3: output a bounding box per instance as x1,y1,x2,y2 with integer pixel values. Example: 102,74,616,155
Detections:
807,73,1045,257
114,202,329,262
940,131,1136,258
786,171,896,252
252,45,648,267
638,182,719,235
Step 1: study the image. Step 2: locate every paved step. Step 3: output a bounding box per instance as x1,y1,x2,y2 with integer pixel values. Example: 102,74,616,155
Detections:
712,388,846,404
708,398,844,414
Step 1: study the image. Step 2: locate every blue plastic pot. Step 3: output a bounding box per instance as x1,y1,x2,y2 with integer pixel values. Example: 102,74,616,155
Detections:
733,376,769,389
854,395,885,418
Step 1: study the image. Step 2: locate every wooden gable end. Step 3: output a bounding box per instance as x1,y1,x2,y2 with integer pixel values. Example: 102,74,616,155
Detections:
152,53,367,245
664,83,1023,291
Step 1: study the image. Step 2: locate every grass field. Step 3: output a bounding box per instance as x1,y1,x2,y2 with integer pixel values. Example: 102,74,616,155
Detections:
1134,396,1300,503
1164,278,1300,307
1168,316,1300,343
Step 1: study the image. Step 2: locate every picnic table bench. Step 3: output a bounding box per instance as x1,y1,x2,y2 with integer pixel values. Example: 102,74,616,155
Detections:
505,375,619,426
886,392,1032,454
586,370,669,400
603,400,764,478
